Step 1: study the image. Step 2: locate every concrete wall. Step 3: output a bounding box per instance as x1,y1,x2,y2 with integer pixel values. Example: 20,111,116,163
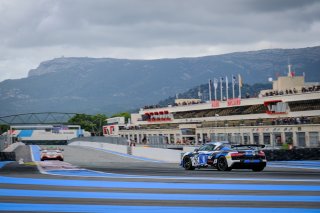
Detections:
69,140,182,163
22,130,78,141
3,142,25,152
69,141,127,154
132,146,182,163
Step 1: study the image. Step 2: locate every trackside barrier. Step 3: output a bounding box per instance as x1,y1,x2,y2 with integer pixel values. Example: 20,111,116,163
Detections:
0,142,24,161
0,152,16,161
131,146,181,163
68,141,128,154
69,140,182,163
3,142,25,152
68,136,127,145
264,148,320,161
68,138,320,162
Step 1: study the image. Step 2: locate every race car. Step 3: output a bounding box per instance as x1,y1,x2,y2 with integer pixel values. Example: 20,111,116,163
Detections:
181,141,267,172
40,147,64,161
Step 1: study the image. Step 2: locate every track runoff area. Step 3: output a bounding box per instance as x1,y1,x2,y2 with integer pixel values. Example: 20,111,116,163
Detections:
0,145,319,213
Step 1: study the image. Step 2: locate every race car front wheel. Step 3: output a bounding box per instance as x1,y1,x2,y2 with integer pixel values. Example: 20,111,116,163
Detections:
184,157,195,170
217,156,232,171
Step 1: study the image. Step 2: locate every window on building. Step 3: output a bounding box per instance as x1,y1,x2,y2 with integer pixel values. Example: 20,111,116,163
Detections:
218,133,226,141
210,133,215,142
263,133,271,145
285,132,293,145
274,132,282,146
309,132,319,147
253,133,260,145
233,133,241,144
243,133,250,144
297,132,306,147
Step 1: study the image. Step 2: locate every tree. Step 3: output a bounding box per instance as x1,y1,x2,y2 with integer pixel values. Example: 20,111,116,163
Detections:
0,124,9,135
111,112,130,123
68,113,108,135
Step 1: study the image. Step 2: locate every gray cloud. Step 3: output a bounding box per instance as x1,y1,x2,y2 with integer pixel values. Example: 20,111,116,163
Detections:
0,0,319,81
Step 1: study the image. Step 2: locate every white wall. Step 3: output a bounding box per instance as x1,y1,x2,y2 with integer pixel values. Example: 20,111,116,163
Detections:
132,146,182,163
3,142,25,152
69,141,182,163
69,141,127,154
21,130,79,141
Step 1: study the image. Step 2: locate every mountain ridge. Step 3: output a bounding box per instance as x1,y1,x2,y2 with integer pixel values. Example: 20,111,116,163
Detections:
0,46,319,116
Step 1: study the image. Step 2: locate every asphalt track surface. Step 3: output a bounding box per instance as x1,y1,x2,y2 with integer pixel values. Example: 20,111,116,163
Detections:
0,144,319,213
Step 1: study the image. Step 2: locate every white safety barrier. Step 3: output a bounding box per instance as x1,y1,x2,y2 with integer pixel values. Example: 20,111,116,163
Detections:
132,146,182,163
3,142,25,152
69,141,182,163
69,141,127,154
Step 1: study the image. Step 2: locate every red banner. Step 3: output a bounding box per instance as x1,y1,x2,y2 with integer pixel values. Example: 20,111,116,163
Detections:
227,98,241,106
211,100,220,108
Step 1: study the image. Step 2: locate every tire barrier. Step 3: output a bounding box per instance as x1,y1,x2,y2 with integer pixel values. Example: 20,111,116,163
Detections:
264,148,320,161
0,152,16,161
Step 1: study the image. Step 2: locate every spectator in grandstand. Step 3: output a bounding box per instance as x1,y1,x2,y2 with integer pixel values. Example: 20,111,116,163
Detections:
272,116,310,125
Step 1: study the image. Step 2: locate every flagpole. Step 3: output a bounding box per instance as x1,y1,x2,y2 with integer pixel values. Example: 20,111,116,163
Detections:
220,77,223,101
226,76,228,100
238,74,242,99
208,79,212,101
214,78,217,100
232,75,235,99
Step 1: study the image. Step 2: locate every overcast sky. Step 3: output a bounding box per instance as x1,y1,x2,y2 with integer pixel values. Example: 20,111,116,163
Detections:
0,0,319,82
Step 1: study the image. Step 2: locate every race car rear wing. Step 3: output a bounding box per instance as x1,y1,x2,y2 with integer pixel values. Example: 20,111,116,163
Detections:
231,144,265,148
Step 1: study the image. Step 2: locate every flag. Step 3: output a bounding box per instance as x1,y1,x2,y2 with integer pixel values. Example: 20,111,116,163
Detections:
220,77,223,101
213,78,218,89
225,76,228,89
220,77,224,89
232,75,236,84
238,74,242,88
208,79,212,101
232,74,236,99
225,76,229,99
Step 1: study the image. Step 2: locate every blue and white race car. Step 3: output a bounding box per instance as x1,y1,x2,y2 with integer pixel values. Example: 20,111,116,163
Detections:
181,141,267,172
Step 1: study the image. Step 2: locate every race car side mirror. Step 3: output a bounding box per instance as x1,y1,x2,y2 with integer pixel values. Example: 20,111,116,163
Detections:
194,148,199,153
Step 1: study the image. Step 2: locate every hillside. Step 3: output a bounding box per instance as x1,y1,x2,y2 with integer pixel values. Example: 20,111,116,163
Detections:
0,46,319,116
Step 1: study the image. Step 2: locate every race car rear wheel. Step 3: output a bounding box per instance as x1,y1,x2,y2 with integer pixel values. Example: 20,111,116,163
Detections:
183,157,195,170
217,156,232,171
252,165,265,172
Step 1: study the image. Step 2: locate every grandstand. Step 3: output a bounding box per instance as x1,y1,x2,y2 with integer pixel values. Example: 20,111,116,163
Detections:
103,68,320,148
